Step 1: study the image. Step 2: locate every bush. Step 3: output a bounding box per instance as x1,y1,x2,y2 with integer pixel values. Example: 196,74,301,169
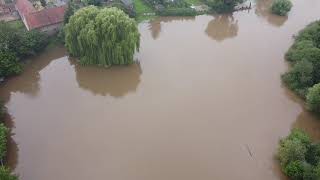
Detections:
306,83,320,113
284,161,305,180
306,144,320,166
0,123,9,161
282,21,320,99
281,60,314,97
205,0,243,13
0,166,18,180
278,138,308,167
277,129,320,180
0,22,47,58
285,41,320,63
157,7,197,16
271,0,292,16
0,51,22,78
0,102,4,120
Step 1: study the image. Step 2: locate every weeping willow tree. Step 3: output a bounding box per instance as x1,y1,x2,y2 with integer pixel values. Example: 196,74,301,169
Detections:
65,6,140,66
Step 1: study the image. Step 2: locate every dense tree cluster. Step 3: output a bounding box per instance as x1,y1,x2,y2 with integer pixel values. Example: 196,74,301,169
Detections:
65,6,140,67
271,0,292,16
277,129,320,180
0,22,47,78
282,21,320,111
205,0,243,13
0,103,17,180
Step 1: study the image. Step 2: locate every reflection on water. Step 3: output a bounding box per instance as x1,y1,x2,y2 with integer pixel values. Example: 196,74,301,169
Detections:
255,0,288,27
71,59,142,97
0,46,67,103
205,14,239,41
148,17,195,40
1,0,320,179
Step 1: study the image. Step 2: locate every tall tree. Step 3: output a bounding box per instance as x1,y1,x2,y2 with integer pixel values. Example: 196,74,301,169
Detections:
64,6,140,67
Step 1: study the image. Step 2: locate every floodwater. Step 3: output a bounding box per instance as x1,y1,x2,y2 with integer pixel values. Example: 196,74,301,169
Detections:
1,0,320,179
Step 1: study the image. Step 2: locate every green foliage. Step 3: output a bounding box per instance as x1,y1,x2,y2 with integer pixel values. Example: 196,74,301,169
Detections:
277,129,320,180
306,83,320,113
282,60,314,97
306,144,320,166
157,7,197,16
282,21,320,99
0,21,47,58
205,0,243,13
271,0,292,16
65,6,140,67
278,138,308,167
284,161,305,180
0,102,5,120
0,21,47,78
0,123,9,160
0,51,22,78
0,166,18,180
81,0,101,6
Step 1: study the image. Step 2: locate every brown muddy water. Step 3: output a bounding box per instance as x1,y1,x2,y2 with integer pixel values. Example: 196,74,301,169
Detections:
1,0,320,179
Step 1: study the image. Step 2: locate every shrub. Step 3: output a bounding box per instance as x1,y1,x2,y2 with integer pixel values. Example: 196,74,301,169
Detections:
282,21,320,100
306,83,320,113
0,51,22,78
278,139,308,167
0,123,9,161
157,7,197,16
284,161,305,180
0,22,47,58
306,144,320,166
205,0,243,13
271,0,292,16
0,166,18,180
0,102,4,120
282,60,315,97
277,129,320,180
285,41,320,63
295,21,320,48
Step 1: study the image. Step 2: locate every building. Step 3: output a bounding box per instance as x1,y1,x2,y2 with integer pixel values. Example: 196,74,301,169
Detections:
15,0,66,34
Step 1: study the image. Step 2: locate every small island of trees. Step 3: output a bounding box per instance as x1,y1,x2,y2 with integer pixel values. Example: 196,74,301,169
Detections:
65,6,140,67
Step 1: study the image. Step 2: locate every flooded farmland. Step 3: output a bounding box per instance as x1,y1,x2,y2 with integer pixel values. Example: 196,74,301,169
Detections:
1,0,320,179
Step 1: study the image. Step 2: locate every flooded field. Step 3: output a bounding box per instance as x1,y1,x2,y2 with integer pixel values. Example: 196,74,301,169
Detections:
1,0,320,179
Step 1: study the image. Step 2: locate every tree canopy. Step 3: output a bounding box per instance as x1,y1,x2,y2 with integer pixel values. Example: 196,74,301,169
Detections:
271,0,292,16
65,6,140,67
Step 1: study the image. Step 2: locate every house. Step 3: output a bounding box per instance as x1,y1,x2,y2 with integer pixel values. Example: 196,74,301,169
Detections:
15,0,66,34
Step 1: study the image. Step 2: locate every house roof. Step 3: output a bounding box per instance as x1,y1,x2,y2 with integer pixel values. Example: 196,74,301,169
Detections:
26,6,66,29
15,0,65,30
15,0,35,15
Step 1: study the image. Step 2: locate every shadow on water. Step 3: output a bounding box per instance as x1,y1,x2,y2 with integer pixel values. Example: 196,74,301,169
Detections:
70,59,142,97
205,14,239,42
148,16,195,40
0,46,67,172
282,85,320,140
254,0,288,27
0,46,67,104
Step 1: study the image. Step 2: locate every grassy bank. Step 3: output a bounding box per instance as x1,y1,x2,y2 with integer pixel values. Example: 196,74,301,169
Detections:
134,0,156,22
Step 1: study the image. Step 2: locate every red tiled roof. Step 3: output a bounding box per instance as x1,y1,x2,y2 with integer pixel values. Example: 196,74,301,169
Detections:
15,0,35,15
15,0,65,30
25,6,66,29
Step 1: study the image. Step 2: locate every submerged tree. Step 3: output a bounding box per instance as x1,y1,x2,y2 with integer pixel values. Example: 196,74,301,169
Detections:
65,6,140,67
